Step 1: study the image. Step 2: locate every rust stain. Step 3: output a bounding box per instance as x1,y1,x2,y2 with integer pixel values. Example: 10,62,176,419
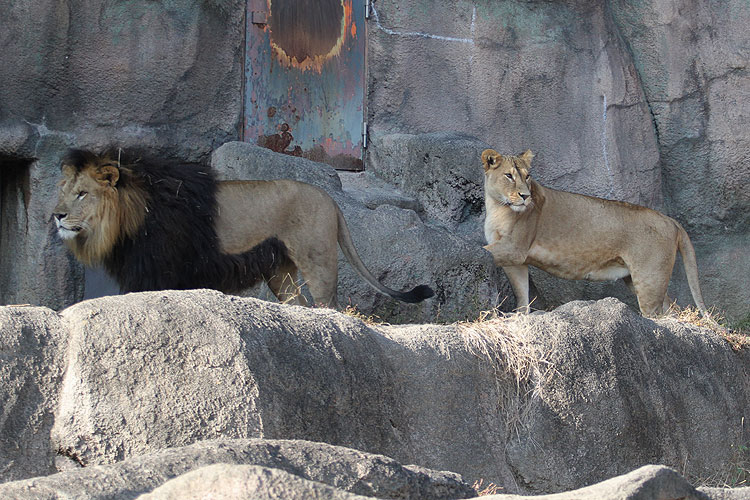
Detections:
257,123,363,170
267,0,354,73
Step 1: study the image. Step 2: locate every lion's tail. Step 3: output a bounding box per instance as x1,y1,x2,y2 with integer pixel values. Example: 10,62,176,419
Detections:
335,207,434,304
210,237,290,294
675,222,708,315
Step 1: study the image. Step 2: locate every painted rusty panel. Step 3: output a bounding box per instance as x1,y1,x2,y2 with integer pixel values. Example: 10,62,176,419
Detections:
244,0,365,170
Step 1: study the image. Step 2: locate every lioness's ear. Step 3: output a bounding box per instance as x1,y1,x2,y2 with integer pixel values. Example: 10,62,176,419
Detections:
482,149,502,171
519,149,534,166
95,165,120,187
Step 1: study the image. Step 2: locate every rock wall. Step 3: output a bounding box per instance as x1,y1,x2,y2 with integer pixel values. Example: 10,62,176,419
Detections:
1,292,748,493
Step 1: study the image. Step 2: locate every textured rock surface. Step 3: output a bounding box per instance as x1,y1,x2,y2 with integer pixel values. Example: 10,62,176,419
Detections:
367,1,662,206
138,464,373,500
211,141,499,323
0,0,245,161
485,465,710,500
504,298,750,493
0,439,474,499
0,306,67,483
4,290,738,493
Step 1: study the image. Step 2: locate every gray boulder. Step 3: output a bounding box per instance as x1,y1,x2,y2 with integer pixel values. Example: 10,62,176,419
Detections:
606,0,750,323
0,305,67,483
486,465,709,500
367,132,490,239
211,141,500,323
699,487,750,500
38,290,748,493
138,464,373,500
504,298,750,493
0,438,474,500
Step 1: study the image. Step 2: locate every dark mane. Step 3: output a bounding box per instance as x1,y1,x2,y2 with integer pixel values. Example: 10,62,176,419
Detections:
69,148,289,294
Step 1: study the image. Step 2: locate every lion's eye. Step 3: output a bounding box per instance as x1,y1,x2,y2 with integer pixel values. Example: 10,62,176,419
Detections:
77,191,87,200
526,175,531,181
504,173,513,181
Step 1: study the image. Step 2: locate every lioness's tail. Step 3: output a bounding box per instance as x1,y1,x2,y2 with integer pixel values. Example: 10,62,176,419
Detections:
335,207,434,303
675,222,708,315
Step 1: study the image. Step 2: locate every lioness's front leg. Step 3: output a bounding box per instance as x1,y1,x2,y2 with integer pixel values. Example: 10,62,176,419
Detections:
502,264,530,313
483,240,527,267
483,241,531,313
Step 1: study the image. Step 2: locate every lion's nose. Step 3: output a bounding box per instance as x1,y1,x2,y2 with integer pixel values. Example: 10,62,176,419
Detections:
520,193,530,201
53,212,67,221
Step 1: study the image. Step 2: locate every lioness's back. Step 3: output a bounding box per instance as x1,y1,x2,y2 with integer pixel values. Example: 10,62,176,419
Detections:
535,184,678,252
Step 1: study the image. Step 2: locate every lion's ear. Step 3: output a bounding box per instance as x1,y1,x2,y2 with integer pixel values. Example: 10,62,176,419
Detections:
520,149,534,166
95,165,120,187
61,164,76,178
482,149,502,171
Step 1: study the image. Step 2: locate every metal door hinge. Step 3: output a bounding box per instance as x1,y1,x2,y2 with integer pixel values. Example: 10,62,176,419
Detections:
251,10,267,25
362,121,368,149
365,0,370,19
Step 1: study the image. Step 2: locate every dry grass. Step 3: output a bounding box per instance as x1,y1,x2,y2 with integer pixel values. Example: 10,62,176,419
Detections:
663,304,750,352
456,309,555,438
341,304,388,326
472,478,503,496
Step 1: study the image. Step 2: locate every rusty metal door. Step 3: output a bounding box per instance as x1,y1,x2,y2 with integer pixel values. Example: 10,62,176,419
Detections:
244,0,366,170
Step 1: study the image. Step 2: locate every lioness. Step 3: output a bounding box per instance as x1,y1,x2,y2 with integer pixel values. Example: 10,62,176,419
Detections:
481,148,708,317
53,149,434,308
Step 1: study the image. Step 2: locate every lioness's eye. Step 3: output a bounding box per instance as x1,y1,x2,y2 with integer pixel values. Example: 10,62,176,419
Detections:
77,191,87,199
504,173,513,180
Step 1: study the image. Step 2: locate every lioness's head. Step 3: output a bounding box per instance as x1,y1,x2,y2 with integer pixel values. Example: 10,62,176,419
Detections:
53,150,146,266
482,149,535,213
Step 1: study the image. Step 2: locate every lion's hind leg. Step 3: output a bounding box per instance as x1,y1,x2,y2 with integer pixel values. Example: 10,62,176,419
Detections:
267,261,309,307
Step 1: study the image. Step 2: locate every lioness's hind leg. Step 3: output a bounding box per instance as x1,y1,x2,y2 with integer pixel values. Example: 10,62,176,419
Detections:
628,268,672,317
267,261,308,307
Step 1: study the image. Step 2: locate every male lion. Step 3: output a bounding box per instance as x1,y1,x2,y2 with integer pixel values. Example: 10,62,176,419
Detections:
481,148,708,317
53,149,434,308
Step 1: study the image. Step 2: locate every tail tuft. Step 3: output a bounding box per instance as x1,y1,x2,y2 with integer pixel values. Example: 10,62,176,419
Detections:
398,284,435,304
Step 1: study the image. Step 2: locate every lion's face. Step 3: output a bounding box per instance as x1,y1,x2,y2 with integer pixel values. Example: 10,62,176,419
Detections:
52,152,134,266
53,165,112,240
482,149,534,213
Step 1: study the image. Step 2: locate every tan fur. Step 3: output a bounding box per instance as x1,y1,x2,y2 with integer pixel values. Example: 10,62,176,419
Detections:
54,162,147,266
481,148,708,317
215,179,415,308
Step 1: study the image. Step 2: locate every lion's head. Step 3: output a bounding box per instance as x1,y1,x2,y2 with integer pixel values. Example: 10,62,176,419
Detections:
482,149,535,213
53,150,147,266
